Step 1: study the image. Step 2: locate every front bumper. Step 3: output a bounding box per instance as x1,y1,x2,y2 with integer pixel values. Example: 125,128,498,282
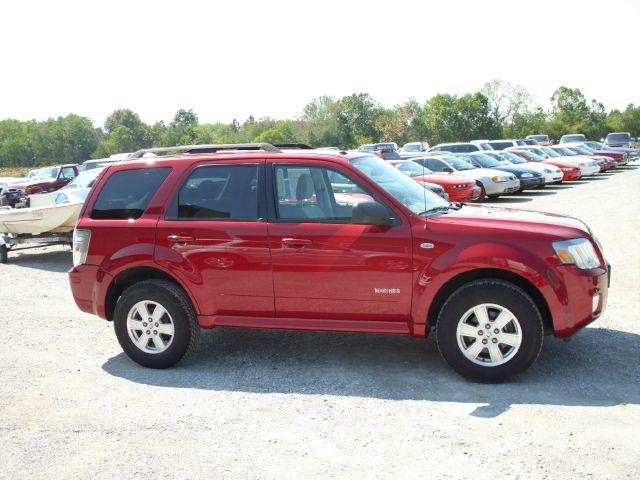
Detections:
547,262,610,338
579,165,600,176
484,179,520,195
518,176,545,190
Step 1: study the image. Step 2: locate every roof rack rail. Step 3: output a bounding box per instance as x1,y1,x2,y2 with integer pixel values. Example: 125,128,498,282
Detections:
271,143,314,150
130,143,281,159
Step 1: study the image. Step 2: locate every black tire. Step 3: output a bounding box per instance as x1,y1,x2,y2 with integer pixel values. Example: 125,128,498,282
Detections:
0,244,7,264
435,279,543,383
474,182,486,201
487,194,500,199
114,279,200,368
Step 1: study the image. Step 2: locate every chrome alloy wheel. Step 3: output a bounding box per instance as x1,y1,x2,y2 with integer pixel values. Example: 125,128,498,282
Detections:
127,301,175,354
455,303,522,367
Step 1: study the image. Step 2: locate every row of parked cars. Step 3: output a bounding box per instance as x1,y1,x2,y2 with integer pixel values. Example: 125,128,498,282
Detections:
358,133,638,202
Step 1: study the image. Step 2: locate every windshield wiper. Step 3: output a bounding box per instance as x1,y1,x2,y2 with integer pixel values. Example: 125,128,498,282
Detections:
418,203,460,216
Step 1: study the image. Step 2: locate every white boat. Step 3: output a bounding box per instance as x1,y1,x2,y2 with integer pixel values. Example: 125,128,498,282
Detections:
0,201,83,235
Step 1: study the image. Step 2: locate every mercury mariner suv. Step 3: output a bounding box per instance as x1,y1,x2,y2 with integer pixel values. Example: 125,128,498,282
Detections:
69,143,610,382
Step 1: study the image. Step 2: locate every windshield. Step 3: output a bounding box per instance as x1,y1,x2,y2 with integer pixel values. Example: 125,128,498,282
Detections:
575,146,593,155
498,152,526,164
64,168,103,189
395,161,433,176
402,144,421,151
519,150,546,162
607,133,629,142
351,155,448,215
585,141,605,150
562,135,585,142
529,135,548,142
466,153,502,168
555,147,577,156
29,168,59,180
539,147,559,157
440,156,476,171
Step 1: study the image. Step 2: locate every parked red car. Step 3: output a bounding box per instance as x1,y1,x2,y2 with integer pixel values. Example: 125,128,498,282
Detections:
69,143,609,382
508,150,582,181
10,164,79,195
388,159,481,202
569,144,625,166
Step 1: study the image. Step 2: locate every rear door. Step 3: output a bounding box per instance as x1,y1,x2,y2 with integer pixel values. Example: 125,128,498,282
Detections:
155,160,274,316
266,160,413,321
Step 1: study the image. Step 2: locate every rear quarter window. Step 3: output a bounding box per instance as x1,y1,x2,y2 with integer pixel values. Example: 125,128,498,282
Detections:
91,167,171,220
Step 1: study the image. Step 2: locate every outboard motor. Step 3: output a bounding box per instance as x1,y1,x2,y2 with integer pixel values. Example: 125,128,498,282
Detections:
0,189,29,208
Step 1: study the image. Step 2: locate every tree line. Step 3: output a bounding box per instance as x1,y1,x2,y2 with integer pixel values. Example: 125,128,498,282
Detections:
1,80,638,167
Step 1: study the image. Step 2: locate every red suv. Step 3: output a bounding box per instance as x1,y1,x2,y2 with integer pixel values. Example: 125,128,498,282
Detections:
69,144,610,382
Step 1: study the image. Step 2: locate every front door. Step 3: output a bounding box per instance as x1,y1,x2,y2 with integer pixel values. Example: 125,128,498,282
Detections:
267,162,413,321
155,161,274,316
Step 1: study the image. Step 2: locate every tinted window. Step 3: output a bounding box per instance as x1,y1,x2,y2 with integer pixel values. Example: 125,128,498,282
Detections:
403,144,420,151
172,165,258,220
447,144,478,153
274,165,375,222
606,133,629,142
487,141,513,150
92,168,170,220
424,158,448,172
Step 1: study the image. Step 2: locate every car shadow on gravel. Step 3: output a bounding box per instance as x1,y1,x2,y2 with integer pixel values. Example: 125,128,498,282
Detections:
2,248,72,272
103,326,639,418
481,196,532,204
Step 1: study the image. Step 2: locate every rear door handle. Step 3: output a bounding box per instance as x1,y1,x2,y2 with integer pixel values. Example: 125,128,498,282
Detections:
282,237,312,248
167,234,195,245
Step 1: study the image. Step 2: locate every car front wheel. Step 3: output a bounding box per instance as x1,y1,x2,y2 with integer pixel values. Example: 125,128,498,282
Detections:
436,279,543,382
114,279,200,368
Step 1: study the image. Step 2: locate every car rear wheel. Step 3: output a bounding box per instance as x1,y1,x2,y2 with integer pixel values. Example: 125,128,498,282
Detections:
436,279,543,382
114,279,200,368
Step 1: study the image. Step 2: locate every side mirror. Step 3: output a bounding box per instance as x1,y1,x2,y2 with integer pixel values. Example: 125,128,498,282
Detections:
352,201,394,226
442,167,454,173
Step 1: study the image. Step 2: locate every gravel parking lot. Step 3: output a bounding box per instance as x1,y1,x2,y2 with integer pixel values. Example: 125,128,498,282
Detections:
1,162,639,480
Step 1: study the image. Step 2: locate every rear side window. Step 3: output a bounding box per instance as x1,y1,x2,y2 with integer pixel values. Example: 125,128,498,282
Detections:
91,168,171,220
170,164,259,220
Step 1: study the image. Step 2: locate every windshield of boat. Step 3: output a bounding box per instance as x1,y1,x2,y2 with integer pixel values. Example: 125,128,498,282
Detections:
64,168,104,189
29,168,59,180
350,155,448,216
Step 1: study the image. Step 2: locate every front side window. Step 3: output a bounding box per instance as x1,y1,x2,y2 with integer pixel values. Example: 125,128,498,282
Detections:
92,168,171,220
274,165,376,222
173,164,258,220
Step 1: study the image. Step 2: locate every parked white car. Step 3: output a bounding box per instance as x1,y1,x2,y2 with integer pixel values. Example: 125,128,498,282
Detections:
482,151,564,184
512,146,600,176
413,154,520,199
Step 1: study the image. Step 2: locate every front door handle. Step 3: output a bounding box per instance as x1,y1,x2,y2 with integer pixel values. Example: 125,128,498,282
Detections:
168,234,195,245
282,237,312,248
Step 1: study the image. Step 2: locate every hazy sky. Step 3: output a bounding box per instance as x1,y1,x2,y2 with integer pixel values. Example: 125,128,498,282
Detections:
2,0,638,127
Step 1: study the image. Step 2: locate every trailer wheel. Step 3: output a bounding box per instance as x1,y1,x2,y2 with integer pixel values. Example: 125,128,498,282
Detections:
0,245,8,264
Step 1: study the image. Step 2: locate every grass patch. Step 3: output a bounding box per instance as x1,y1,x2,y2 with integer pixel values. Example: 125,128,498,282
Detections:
0,167,29,178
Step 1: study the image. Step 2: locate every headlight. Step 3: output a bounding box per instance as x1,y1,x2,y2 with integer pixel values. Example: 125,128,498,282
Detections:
552,238,600,269
521,173,533,178
543,169,552,173
491,176,509,183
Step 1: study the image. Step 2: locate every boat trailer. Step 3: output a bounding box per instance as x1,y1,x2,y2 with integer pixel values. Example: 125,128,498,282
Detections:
0,232,73,264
